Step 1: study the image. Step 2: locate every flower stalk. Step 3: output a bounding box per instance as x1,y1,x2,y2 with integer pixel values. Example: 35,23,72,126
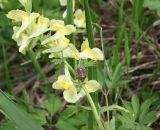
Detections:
83,86,104,130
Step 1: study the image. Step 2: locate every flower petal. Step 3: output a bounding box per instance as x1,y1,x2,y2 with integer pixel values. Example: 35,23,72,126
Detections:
7,10,40,38
85,80,100,93
29,16,49,38
42,36,69,53
59,25,76,35
52,75,72,90
49,52,62,58
74,9,86,28
41,33,63,45
63,44,79,60
90,48,104,60
49,19,64,31
59,0,67,6
63,87,78,103
81,39,90,52
79,39,104,60
64,65,72,81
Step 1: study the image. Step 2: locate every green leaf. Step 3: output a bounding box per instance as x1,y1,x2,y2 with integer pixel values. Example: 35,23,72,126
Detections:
122,101,136,121
118,126,128,130
44,94,61,116
0,91,44,130
139,99,151,123
140,111,157,124
0,121,19,130
112,63,123,83
124,29,130,67
117,114,134,129
131,95,139,117
123,101,134,113
141,125,152,130
55,119,77,130
100,105,129,114
67,111,88,126
143,0,160,10
32,109,47,125
104,117,115,130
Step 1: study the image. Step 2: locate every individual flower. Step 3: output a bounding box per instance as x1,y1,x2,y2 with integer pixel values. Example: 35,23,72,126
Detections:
52,65,79,103
41,20,76,53
77,79,101,99
42,35,70,53
28,16,50,39
49,19,76,35
64,39,104,61
79,39,104,60
74,9,86,28
6,9,39,38
12,26,31,54
63,44,79,60
52,65,101,103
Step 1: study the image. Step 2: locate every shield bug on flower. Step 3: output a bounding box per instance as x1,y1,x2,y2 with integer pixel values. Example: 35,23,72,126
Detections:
76,66,86,82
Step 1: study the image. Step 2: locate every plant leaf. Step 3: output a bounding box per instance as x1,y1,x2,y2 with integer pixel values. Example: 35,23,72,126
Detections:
131,95,139,117
0,90,44,130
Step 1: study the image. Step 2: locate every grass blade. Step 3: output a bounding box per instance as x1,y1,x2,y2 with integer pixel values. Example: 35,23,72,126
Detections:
66,0,76,70
0,90,44,130
84,1,98,129
2,44,12,94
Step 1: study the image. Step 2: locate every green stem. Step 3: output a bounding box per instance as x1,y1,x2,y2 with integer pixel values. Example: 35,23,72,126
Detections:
83,87,104,130
2,44,12,94
28,49,48,85
64,60,75,76
66,0,76,72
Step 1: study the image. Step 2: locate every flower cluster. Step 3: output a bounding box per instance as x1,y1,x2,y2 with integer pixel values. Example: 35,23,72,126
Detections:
7,0,104,103
53,65,100,103
6,9,76,55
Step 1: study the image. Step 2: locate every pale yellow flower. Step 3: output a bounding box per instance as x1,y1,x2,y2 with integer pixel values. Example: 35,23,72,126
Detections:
52,65,100,103
42,35,70,53
48,44,79,59
49,19,76,35
41,20,76,53
63,44,79,60
6,9,39,38
79,39,104,60
48,52,62,59
29,16,50,38
74,9,86,28
7,10,50,54
48,39,104,61
77,79,101,99
12,26,31,54
52,65,79,103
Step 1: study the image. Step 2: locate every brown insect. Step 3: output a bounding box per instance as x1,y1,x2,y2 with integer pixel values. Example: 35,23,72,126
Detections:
76,66,87,82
